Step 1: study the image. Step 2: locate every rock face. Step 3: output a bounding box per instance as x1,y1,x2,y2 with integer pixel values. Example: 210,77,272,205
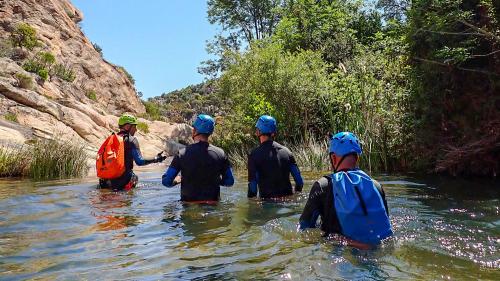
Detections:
0,0,192,157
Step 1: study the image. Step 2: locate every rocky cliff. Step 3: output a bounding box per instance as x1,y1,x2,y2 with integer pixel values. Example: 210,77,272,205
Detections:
0,0,191,156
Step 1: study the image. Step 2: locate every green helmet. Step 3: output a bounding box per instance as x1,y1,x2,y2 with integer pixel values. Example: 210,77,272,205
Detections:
118,114,138,126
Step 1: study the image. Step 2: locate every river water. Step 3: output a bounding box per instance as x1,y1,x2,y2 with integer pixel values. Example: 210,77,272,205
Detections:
0,167,498,280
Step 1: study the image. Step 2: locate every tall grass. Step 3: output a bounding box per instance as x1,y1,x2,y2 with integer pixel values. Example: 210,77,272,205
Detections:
0,139,89,180
29,139,89,180
289,137,330,172
0,143,30,177
226,137,330,173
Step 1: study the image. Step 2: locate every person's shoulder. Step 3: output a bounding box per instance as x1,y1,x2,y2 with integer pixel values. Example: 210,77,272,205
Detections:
249,145,261,156
273,141,292,153
208,143,227,156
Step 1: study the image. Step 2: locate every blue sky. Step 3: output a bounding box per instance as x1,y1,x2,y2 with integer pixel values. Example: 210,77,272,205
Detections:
72,0,218,99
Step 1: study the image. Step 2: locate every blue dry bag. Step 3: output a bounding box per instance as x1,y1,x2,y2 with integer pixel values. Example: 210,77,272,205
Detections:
331,170,393,244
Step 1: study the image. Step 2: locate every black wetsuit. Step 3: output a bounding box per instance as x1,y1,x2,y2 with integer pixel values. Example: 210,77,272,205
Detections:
163,141,234,201
299,174,389,235
247,140,303,199
99,132,156,190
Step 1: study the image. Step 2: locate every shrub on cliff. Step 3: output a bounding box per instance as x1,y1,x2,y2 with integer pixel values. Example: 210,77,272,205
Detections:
86,90,97,101
15,73,33,89
92,42,103,57
116,65,135,85
9,23,40,50
137,122,149,134
51,63,76,82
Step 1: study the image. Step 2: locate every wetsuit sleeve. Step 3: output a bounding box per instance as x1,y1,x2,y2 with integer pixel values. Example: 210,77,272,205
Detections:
289,154,303,192
221,153,234,186
162,154,181,187
374,180,389,216
299,181,324,230
247,152,258,198
130,137,156,166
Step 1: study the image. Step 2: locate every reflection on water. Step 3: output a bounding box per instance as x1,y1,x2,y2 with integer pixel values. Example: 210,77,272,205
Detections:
0,173,498,280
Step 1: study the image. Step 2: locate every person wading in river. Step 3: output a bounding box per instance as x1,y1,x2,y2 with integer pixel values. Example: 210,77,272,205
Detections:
162,114,234,202
299,132,392,247
97,114,166,191
247,115,303,199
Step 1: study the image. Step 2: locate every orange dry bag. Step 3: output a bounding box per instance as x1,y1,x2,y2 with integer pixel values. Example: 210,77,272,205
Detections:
96,133,126,179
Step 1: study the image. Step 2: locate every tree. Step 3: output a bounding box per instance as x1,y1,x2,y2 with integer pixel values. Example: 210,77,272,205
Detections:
207,0,284,43
10,23,39,50
407,0,500,175
376,0,411,22
203,0,285,77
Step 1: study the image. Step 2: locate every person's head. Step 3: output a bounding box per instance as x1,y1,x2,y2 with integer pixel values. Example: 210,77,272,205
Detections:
255,115,277,143
329,132,362,172
192,114,215,141
118,114,138,135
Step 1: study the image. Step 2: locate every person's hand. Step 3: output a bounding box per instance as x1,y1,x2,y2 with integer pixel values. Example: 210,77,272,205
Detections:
173,175,182,185
155,151,167,163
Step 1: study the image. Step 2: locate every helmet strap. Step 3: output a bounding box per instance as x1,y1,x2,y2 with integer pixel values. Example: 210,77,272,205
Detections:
333,155,348,173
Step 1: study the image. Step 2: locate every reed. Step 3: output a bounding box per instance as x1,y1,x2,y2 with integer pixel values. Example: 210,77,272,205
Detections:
0,139,89,180
0,143,30,177
29,139,89,180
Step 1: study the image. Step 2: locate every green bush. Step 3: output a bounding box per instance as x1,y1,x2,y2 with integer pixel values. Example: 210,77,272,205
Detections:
39,51,55,67
37,68,48,81
137,122,149,134
3,113,18,123
116,65,135,85
86,90,97,101
143,100,161,120
92,42,103,56
9,23,40,50
15,73,33,89
51,63,76,82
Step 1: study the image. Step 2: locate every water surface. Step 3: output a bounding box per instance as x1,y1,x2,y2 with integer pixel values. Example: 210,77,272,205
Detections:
0,168,498,280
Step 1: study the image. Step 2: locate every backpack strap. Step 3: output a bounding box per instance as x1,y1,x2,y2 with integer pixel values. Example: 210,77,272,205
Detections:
317,175,331,190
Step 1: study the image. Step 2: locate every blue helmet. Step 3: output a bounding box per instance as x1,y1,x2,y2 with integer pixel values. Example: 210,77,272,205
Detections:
329,132,362,156
255,115,277,134
192,114,215,135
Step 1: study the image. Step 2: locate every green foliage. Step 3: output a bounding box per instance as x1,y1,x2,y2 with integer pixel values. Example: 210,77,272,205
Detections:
9,23,39,50
3,113,18,123
142,100,161,120
28,139,89,180
207,0,283,42
22,52,76,82
39,51,55,66
150,82,222,123
15,73,33,89
92,42,103,56
407,0,500,175
51,63,76,82
22,51,55,81
37,68,49,81
116,65,135,85
0,139,89,179
0,144,30,177
213,30,410,172
136,122,149,134
86,90,97,101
